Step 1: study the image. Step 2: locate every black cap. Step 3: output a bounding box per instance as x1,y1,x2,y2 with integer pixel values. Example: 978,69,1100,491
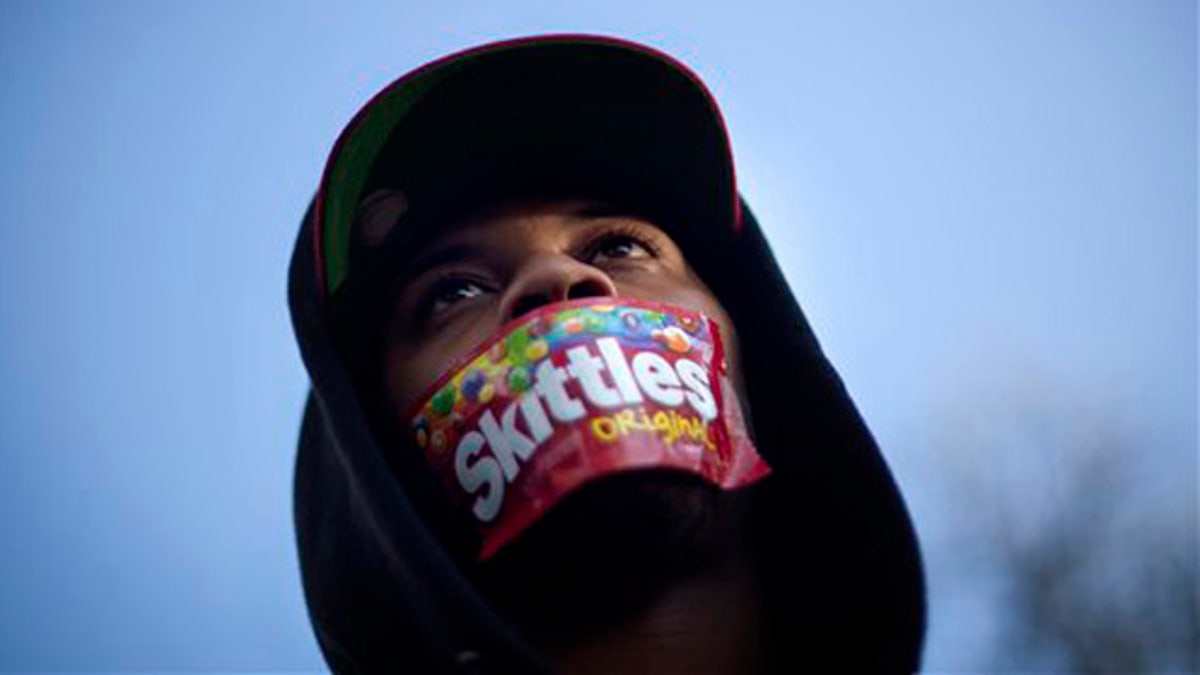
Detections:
311,34,740,302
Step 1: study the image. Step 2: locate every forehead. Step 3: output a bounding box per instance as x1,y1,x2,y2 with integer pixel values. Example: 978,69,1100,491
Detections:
394,195,665,266
431,196,636,241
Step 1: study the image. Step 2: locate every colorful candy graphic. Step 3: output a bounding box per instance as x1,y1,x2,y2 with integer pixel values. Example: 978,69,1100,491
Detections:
461,369,488,402
525,338,549,361
621,311,642,332
430,430,447,455
505,331,531,364
488,341,507,363
431,385,457,416
404,297,771,562
507,365,533,393
653,326,693,353
530,313,556,337
581,313,606,333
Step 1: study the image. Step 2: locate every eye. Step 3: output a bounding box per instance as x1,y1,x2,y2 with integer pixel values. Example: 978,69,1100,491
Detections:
586,227,660,264
425,277,487,315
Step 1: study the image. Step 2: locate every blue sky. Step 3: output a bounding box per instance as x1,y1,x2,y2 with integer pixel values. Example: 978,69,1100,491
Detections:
0,1,1193,670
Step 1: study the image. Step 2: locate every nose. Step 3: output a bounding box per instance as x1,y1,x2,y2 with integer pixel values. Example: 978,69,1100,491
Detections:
500,254,619,321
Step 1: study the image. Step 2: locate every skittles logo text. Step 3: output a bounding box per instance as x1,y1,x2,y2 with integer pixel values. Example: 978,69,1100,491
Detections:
409,303,722,524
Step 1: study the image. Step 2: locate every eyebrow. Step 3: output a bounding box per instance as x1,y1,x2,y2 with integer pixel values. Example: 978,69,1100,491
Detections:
572,202,654,221
387,201,659,294
389,242,485,295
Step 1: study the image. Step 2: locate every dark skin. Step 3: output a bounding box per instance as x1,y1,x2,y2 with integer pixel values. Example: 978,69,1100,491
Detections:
365,193,766,673
378,196,744,412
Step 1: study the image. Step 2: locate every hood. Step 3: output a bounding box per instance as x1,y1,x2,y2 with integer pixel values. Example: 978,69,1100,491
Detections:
290,196,925,672
289,37,925,674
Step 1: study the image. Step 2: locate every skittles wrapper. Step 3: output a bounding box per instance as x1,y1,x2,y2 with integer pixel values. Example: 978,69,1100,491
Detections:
406,297,772,560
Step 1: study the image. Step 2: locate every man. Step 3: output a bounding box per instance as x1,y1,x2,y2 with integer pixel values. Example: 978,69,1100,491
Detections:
289,35,925,673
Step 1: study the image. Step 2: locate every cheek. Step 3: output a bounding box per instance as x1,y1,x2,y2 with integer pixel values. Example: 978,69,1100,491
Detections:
383,324,501,416
383,346,430,418
383,344,465,418
697,296,745,397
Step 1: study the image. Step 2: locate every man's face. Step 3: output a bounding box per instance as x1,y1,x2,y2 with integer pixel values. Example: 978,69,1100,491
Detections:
360,194,755,636
377,196,741,417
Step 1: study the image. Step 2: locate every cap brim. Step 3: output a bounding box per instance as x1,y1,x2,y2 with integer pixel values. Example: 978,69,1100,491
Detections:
313,34,739,299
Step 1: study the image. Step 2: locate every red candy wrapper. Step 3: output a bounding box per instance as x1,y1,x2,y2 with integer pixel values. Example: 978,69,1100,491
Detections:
406,298,772,560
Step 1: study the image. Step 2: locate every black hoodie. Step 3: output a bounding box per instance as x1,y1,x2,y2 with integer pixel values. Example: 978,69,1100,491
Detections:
289,37,925,673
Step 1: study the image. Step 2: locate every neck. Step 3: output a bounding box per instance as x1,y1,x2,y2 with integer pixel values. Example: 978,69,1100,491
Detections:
542,550,763,675
471,477,767,672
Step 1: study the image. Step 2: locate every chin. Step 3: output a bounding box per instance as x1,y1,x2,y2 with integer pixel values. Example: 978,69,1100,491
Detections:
468,469,752,640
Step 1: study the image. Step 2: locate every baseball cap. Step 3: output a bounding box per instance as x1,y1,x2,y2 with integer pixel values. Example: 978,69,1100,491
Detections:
311,34,742,304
